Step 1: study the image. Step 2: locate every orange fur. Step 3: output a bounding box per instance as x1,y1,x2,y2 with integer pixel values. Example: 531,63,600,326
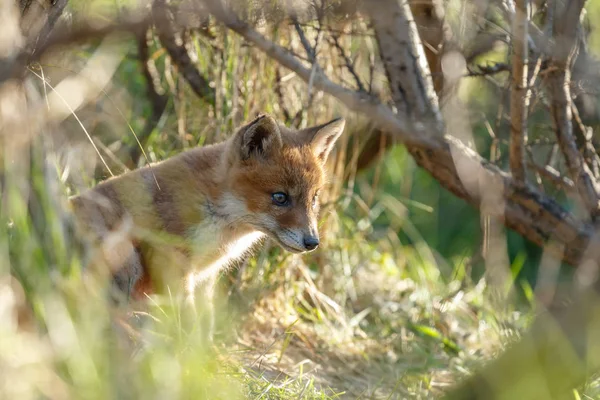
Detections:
70,114,345,339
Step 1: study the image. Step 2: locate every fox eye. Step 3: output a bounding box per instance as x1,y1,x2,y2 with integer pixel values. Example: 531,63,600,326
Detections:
271,192,290,206
312,194,318,208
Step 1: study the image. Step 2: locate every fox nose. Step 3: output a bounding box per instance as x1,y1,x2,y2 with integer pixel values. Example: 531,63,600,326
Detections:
303,236,319,251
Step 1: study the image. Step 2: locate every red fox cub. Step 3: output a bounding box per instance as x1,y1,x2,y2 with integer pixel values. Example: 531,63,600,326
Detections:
70,114,345,339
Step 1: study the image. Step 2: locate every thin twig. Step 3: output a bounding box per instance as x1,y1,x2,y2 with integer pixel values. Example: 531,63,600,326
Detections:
571,102,600,178
527,161,576,192
291,11,321,114
526,147,544,191
274,68,292,123
509,0,530,182
293,22,375,38
329,33,365,92
291,15,315,62
129,29,169,169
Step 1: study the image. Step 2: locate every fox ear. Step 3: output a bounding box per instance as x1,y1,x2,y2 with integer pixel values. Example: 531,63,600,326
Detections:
240,114,283,160
301,118,345,162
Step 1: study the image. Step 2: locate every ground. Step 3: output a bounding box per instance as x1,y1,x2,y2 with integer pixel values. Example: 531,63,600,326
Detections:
212,243,522,399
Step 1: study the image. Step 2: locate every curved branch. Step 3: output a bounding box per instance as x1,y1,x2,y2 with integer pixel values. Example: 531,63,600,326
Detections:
548,0,600,218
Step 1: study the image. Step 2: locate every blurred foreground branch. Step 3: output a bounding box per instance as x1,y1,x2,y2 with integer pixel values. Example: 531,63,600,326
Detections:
0,13,151,85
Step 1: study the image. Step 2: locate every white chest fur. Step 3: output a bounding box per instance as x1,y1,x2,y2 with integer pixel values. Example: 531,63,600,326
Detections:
185,195,265,290
186,221,264,290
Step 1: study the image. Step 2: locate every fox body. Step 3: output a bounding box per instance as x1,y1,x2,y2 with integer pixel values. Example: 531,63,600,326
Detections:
70,114,345,338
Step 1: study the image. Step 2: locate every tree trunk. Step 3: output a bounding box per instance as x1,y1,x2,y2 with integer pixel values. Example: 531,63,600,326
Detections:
355,0,450,170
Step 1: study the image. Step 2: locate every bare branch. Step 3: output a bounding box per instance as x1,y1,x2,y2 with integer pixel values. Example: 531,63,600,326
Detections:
348,0,452,170
409,0,453,94
0,14,151,84
571,101,600,179
528,161,576,192
129,29,169,167
500,0,551,56
153,0,215,105
26,0,69,57
204,0,597,268
204,0,435,148
274,68,292,123
548,0,600,218
291,15,315,62
329,33,365,92
510,0,530,182
290,13,321,111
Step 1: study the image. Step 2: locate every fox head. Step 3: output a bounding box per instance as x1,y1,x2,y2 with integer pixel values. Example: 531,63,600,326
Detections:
222,114,345,253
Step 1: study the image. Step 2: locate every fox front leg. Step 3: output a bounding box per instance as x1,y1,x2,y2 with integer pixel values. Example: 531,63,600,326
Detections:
111,249,144,303
87,234,142,305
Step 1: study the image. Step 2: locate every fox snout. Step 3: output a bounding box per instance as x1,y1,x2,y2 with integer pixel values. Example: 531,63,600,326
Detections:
272,226,320,253
303,235,319,251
